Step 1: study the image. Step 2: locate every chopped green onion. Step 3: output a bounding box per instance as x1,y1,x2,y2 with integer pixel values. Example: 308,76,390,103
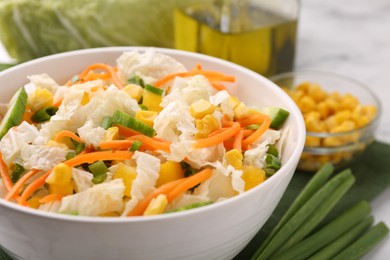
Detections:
266,144,279,157
128,75,145,87
139,104,148,111
246,124,261,130
129,140,143,151
65,151,77,160
265,154,281,176
102,116,113,130
112,110,155,137
88,160,108,184
11,163,25,183
145,84,164,96
75,142,85,155
31,106,59,123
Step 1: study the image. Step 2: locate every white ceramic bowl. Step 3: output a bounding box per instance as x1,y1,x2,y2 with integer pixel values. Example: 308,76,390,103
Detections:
0,47,305,260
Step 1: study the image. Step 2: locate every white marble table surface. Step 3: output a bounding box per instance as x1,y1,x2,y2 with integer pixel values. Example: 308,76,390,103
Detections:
0,0,388,258
297,0,390,259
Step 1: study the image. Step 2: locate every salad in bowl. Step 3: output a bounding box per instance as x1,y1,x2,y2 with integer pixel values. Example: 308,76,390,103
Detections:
0,49,289,217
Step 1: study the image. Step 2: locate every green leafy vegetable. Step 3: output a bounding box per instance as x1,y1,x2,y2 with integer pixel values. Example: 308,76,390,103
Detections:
31,106,58,123
11,163,25,183
0,0,180,61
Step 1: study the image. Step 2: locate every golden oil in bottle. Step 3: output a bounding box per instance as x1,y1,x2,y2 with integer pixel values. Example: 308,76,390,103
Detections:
174,1,298,77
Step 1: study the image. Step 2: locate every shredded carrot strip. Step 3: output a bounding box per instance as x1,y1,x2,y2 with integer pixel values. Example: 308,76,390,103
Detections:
233,129,245,152
52,98,63,107
208,127,230,137
127,135,171,152
0,152,13,192
19,170,51,206
166,168,212,203
242,115,271,150
210,82,229,92
79,63,124,89
21,107,34,124
154,70,235,87
237,113,266,127
99,140,134,150
194,122,241,149
39,193,64,204
224,138,235,151
54,130,82,143
64,150,134,168
116,125,142,137
243,129,254,137
128,178,186,216
221,116,235,127
5,169,39,201
84,71,111,81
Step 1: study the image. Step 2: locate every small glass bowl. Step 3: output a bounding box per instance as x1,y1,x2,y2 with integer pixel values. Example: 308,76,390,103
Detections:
270,70,382,172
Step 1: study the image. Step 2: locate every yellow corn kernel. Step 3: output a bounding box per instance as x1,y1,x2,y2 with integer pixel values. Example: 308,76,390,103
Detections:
228,95,240,109
135,110,158,127
46,140,68,149
305,136,321,147
49,183,73,196
305,113,325,132
112,163,137,197
331,120,356,133
290,89,305,103
27,196,42,209
123,84,144,102
156,161,185,187
317,101,331,119
189,99,215,119
241,166,266,191
234,102,258,120
225,149,243,170
103,127,119,142
195,114,220,139
46,163,72,186
323,137,342,147
308,84,327,102
80,92,90,106
325,98,340,114
353,115,370,128
297,96,316,114
143,194,168,216
296,82,311,93
333,110,352,125
340,94,359,111
142,90,162,112
27,87,54,112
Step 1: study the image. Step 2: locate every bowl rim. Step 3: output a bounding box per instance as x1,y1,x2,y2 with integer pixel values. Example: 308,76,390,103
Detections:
270,69,382,138
0,46,306,223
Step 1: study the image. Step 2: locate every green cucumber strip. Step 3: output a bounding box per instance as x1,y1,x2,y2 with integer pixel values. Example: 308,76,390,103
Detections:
128,75,145,87
332,221,389,260
253,162,334,257
246,124,261,130
92,173,107,184
308,216,374,260
253,166,351,260
274,201,372,260
273,169,356,256
263,107,290,130
31,106,58,123
71,75,80,84
88,160,108,184
65,151,77,160
102,116,113,130
129,140,143,151
265,154,281,170
166,201,213,213
112,110,155,137
0,87,28,140
145,84,164,96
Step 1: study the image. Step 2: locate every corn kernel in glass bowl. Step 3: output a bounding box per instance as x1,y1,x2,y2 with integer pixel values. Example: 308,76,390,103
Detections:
271,70,381,172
